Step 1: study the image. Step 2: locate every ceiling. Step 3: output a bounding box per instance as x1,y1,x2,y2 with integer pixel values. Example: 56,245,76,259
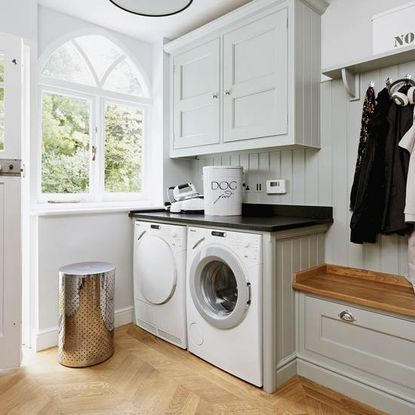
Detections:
38,0,254,43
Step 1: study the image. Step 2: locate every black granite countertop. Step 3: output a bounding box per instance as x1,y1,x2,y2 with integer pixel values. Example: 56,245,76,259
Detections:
129,204,333,232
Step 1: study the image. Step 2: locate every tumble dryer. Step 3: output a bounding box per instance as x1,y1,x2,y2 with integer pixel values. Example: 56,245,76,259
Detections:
133,221,187,348
186,226,262,386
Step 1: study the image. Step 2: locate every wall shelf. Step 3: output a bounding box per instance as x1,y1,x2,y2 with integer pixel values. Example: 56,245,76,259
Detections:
322,45,415,100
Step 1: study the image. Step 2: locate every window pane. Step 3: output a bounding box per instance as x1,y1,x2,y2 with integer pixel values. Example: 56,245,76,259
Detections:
103,58,142,96
104,102,143,193
0,117,4,152
41,93,90,194
0,87,4,113
75,36,122,83
42,42,95,86
0,54,4,83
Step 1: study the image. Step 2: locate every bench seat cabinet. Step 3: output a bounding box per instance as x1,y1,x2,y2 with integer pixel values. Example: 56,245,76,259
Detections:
296,294,415,414
165,0,328,158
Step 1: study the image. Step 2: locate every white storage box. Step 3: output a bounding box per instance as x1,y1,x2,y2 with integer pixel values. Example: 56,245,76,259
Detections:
372,2,415,54
203,166,243,216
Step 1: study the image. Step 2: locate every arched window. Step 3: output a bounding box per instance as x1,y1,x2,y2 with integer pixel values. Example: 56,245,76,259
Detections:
39,35,150,202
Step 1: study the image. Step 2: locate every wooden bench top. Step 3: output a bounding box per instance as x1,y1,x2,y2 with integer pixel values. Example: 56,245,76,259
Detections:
293,264,415,319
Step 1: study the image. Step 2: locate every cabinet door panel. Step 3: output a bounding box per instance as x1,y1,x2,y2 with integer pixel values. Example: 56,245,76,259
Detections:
223,9,288,142
173,39,220,149
304,296,415,391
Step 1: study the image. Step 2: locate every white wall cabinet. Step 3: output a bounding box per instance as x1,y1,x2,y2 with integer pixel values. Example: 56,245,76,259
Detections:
173,39,221,149
223,9,288,143
165,0,328,158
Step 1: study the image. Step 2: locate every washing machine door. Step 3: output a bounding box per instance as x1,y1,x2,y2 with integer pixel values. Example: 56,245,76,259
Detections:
135,234,177,305
189,246,250,329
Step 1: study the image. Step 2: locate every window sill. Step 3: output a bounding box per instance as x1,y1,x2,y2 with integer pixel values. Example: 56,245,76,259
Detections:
31,201,164,217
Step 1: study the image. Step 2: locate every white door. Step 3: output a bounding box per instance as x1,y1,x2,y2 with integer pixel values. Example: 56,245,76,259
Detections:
173,39,220,149
0,33,23,369
223,10,288,142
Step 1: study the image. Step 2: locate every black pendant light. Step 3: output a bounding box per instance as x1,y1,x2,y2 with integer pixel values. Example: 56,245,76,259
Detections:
109,0,193,17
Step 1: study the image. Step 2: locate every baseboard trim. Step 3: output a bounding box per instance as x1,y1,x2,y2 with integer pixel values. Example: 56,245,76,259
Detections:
114,306,134,328
297,358,415,415
33,306,134,352
263,354,297,393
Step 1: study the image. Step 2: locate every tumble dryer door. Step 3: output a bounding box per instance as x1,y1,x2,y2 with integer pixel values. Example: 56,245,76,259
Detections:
189,246,250,329
135,235,177,305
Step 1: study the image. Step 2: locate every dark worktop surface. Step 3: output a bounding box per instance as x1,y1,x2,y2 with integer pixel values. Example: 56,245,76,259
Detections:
129,204,333,232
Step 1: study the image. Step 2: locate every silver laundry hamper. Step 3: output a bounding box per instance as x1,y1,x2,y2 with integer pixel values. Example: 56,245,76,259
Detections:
58,262,115,367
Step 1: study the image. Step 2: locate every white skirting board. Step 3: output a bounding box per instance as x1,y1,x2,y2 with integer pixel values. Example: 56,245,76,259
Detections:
32,306,134,352
297,359,415,415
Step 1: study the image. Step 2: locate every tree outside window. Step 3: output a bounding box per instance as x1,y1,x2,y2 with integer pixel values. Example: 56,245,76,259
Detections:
40,35,149,202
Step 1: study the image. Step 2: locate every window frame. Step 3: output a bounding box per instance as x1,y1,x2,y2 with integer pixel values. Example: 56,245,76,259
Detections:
37,35,152,205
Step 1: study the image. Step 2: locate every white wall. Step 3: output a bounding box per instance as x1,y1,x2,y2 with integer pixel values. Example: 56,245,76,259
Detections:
322,0,410,68
38,213,134,330
0,0,37,41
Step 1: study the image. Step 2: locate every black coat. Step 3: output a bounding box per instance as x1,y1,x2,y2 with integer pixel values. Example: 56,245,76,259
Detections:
381,85,413,235
350,88,390,244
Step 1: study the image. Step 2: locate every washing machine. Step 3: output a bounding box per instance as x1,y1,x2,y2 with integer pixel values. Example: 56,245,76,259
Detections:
186,226,262,386
133,221,187,348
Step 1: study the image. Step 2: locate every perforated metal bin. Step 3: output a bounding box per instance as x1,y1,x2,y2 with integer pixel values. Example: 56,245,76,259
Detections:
58,262,115,367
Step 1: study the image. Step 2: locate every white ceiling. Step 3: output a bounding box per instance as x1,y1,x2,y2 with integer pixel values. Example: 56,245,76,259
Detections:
38,0,254,43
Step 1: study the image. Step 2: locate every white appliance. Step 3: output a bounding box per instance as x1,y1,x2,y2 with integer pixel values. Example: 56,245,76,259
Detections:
167,182,204,213
203,166,243,216
133,221,187,348
186,226,262,386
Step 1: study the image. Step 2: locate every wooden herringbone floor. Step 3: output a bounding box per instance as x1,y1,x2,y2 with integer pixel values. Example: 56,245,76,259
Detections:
0,324,383,415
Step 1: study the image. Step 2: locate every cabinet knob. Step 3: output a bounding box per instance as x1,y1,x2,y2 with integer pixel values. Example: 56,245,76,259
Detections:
339,310,356,323
211,93,218,99
224,89,231,96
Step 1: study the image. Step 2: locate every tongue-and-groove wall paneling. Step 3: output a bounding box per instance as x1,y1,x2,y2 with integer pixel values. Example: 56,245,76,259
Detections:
191,64,413,276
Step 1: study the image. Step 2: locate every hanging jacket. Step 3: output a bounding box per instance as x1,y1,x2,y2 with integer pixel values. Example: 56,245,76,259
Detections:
399,106,415,222
350,86,376,211
381,85,413,235
350,88,391,244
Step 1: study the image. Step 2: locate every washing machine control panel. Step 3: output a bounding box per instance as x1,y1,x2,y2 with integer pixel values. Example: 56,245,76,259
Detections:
188,227,261,264
135,221,186,251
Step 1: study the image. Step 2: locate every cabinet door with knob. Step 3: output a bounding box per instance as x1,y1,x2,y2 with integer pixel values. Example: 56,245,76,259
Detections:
172,39,220,150
223,9,288,143
299,295,415,393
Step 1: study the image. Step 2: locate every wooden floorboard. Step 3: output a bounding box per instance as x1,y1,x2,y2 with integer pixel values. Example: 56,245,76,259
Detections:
0,324,384,415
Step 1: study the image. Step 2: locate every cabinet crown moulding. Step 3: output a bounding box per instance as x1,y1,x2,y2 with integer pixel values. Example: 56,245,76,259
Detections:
164,0,329,54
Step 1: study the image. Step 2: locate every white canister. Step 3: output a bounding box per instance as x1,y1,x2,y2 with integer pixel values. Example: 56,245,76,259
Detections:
203,166,243,216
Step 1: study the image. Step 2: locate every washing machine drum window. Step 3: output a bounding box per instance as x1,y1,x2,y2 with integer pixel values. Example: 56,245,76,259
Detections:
201,261,238,315
190,247,251,330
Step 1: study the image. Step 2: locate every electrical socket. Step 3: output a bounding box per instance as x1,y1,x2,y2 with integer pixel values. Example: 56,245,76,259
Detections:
255,183,263,192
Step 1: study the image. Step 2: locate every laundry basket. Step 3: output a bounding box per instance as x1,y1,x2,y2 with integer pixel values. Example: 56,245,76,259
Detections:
58,262,115,367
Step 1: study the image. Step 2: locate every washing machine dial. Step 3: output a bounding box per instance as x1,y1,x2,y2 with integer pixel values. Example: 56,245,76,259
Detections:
243,240,250,248
171,231,178,238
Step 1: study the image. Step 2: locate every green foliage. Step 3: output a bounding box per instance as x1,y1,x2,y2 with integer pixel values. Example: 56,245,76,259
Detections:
41,93,90,194
0,55,4,83
41,92,143,195
104,103,142,193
